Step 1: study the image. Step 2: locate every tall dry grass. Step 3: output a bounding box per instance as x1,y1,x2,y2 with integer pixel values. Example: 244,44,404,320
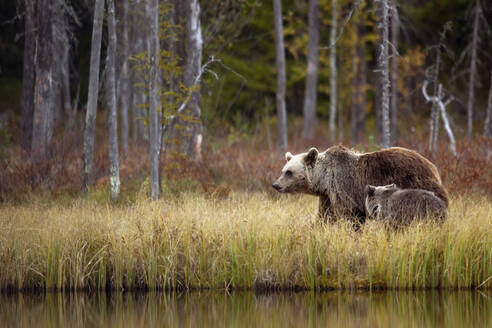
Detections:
0,192,490,291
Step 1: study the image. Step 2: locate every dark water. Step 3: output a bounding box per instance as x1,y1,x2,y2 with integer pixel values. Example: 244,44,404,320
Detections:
0,290,491,328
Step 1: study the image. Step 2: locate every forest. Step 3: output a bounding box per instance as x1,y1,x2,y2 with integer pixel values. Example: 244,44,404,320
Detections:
0,0,491,292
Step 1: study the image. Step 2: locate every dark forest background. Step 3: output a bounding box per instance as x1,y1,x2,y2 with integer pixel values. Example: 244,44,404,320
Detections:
0,0,491,201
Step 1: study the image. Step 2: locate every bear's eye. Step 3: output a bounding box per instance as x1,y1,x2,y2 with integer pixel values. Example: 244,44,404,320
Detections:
285,170,293,178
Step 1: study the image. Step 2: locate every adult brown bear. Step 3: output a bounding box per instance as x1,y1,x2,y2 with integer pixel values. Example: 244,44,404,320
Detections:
272,145,448,225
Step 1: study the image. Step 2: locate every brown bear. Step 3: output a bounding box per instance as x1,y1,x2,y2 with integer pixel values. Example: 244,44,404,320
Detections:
272,145,448,225
365,184,447,228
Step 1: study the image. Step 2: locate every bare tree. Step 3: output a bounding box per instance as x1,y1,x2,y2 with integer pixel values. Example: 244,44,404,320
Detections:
302,0,319,140
351,11,366,144
149,0,160,199
20,0,36,152
484,69,492,159
423,81,456,156
377,0,391,148
51,0,65,128
466,0,481,140
428,23,451,154
106,0,120,200
329,0,337,144
120,0,130,156
82,0,105,192
31,0,54,164
273,0,288,150
390,0,399,144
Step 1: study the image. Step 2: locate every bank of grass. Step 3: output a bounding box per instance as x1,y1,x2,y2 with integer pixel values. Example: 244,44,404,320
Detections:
0,192,490,291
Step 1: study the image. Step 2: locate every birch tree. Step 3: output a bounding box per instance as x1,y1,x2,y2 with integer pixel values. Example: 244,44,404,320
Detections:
82,0,104,192
390,0,399,144
328,0,337,144
466,0,481,140
184,0,204,160
106,0,120,200
302,0,319,140
149,0,160,199
120,0,130,156
20,0,36,152
377,0,391,148
31,0,54,164
273,0,288,150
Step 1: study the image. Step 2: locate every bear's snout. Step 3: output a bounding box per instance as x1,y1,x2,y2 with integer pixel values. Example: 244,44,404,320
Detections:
272,183,281,191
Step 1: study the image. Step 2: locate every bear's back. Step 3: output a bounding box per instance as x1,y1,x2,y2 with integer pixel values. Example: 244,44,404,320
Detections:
386,188,447,223
358,147,448,207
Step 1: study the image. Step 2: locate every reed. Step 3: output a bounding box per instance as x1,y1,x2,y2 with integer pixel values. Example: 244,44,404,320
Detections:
0,192,490,291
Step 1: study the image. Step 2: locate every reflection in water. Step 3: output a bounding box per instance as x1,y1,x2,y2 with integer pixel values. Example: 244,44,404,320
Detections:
0,290,490,328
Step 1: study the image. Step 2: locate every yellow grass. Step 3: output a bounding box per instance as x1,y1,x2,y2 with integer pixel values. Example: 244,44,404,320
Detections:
0,192,490,291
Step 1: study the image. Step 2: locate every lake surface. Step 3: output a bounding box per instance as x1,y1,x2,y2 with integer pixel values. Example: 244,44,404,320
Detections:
0,290,490,328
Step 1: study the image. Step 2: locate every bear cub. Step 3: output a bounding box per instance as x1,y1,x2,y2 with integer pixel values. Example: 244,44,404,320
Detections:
365,184,447,227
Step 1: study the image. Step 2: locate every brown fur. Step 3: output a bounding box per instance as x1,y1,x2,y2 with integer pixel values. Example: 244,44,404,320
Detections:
365,184,447,227
273,145,449,225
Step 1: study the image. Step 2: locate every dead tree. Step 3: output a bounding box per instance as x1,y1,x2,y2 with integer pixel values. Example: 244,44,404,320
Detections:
428,23,451,154
466,0,481,140
82,0,105,192
31,0,54,164
302,0,320,140
20,0,36,152
106,0,120,200
351,11,366,144
328,0,338,144
120,0,130,157
377,0,391,148
273,0,288,150
423,80,456,156
390,0,399,144
149,0,160,199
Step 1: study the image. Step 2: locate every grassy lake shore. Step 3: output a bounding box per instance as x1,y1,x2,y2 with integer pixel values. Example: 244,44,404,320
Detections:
0,192,490,291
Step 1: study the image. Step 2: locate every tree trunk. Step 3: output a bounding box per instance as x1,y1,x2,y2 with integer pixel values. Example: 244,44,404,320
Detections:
328,0,337,144
51,0,65,128
82,0,105,192
273,0,288,150
467,0,480,140
182,0,203,160
358,48,367,136
302,0,319,140
390,0,399,144
31,0,54,164
429,36,442,154
20,0,36,152
484,69,492,159
106,0,120,200
62,39,73,134
351,12,365,144
436,85,456,156
378,0,391,148
149,0,160,199
120,0,130,157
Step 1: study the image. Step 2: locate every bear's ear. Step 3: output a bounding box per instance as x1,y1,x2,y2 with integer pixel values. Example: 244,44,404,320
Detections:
366,185,376,197
285,152,293,162
304,147,318,166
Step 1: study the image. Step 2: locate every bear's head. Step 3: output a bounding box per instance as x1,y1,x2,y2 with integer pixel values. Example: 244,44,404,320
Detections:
272,147,318,194
364,184,398,218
